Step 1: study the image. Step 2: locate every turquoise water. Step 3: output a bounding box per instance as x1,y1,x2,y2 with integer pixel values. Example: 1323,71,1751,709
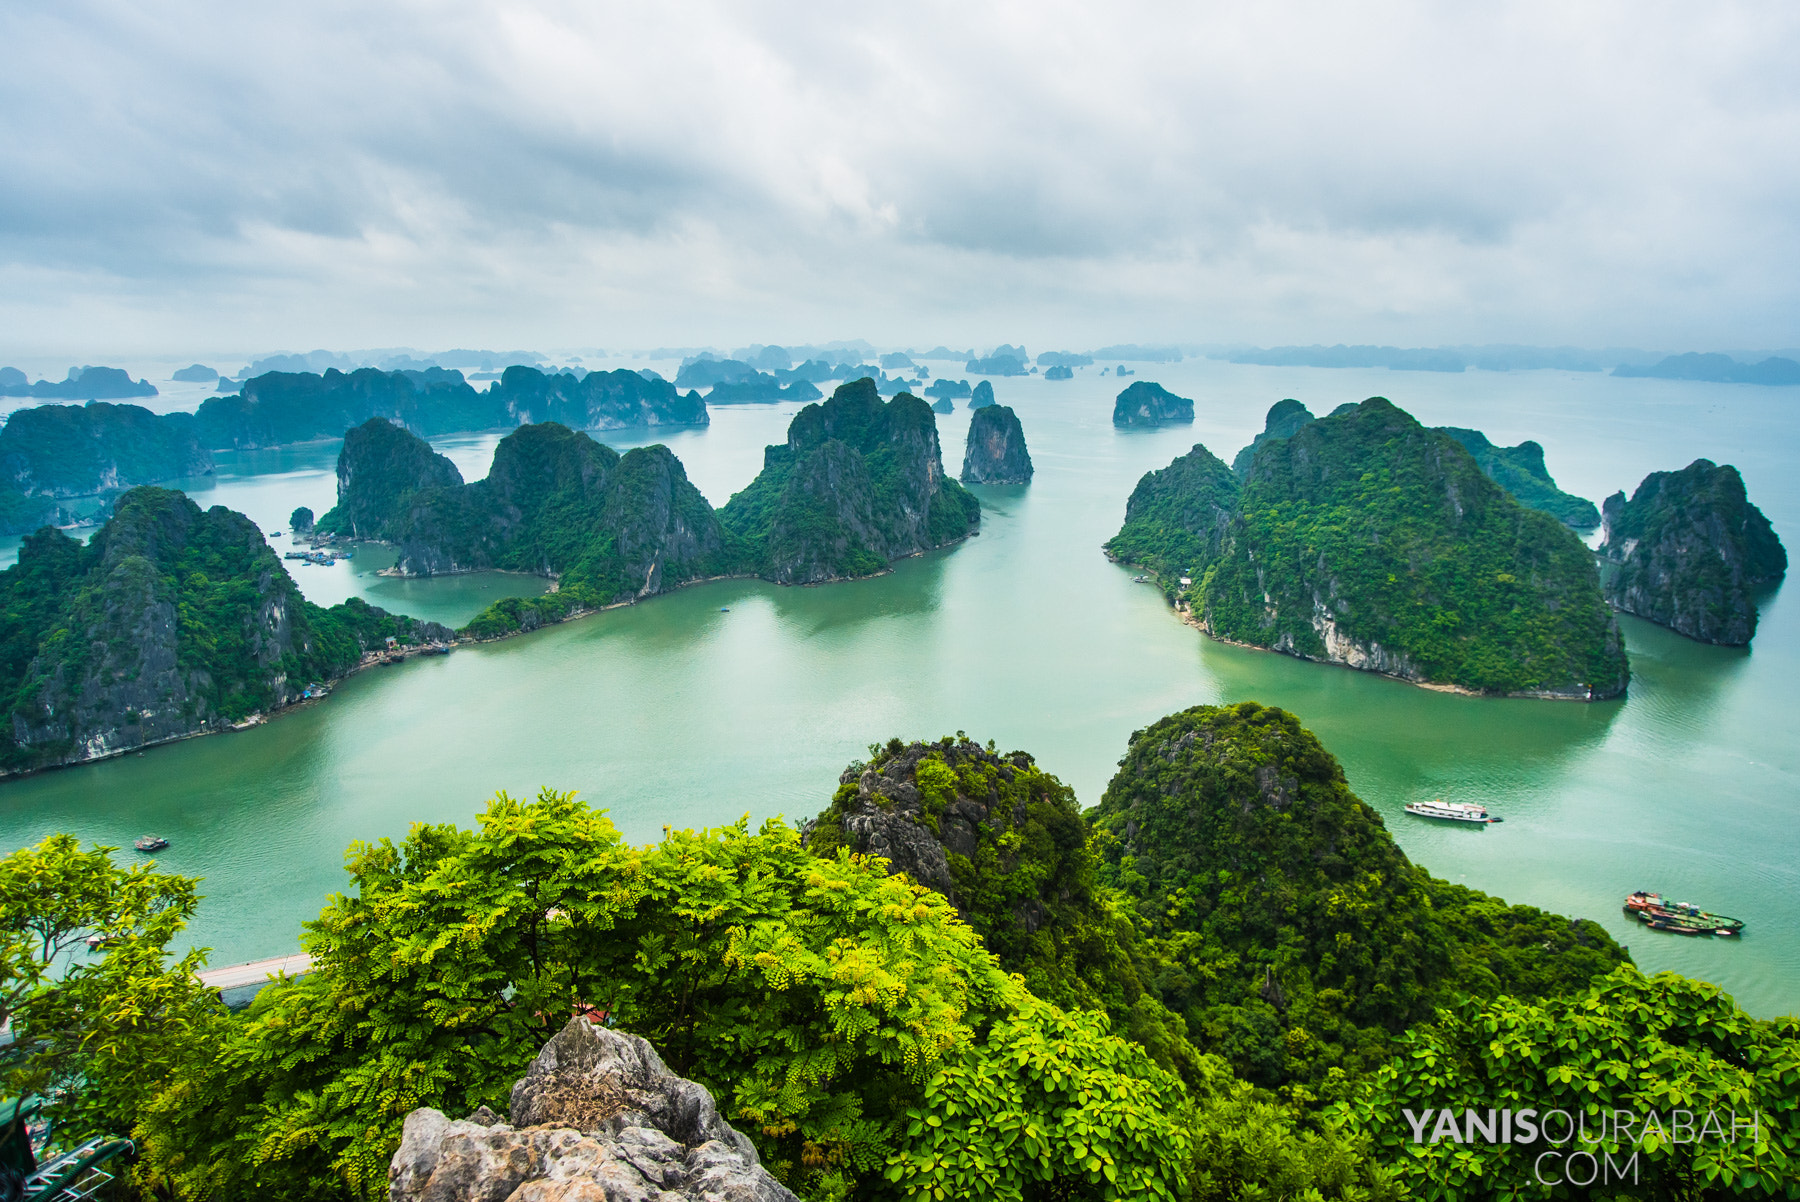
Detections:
0,362,1793,1019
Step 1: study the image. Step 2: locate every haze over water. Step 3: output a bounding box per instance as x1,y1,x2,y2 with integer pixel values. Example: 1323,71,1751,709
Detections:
0,360,1793,1019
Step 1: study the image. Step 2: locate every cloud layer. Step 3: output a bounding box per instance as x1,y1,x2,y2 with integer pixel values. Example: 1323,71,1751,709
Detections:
2,0,1796,356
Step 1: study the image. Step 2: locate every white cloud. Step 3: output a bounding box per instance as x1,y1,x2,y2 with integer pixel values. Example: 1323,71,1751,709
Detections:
0,0,1795,357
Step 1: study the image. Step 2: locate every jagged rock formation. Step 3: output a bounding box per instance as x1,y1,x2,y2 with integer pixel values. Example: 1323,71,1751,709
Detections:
720,379,979,584
196,365,707,451
0,487,450,773
316,418,463,539
1441,428,1600,528
0,366,157,400
960,404,1033,484
324,420,735,601
1228,399,1600,527
171,364,218,383
1598,459,1787,645
1230,399,1314,476
929,397,954,415
1044,364,1073,380
1111,381,1194,428
968,380,996,409
1104,442,1240,589
390,1017,795,1202
0,402,215,535
705,376,822,404
1088,702,1628,1085
1110,398,1629,699
924,378,970,401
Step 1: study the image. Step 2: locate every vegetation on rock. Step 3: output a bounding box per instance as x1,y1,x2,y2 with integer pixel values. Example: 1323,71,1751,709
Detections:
1112,381,1194,427
720,379,978,584
1088,703,1628,1090
1599,458,1787,645
1116,397,1628,697
0,487,450,770
959,403,1033,484
1441,426,1600,528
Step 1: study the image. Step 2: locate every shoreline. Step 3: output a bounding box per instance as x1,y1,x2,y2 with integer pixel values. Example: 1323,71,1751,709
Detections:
0,531,981,780
1108,556,1622,703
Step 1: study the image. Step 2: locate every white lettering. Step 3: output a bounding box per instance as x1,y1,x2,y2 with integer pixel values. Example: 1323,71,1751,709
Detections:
1670,1110,1694,1144
1514,1109,1539,1143
1403,1109,1433,1143
1699,1111,1727,1143
1465,1109,1498,1143
1565,1151,1598,1187
1541,1109,1574,1145
1640,1112,1666,1146
1606,1150,1640,1184
1732,1111,1762,1144
1432,1109,1464,1144
1613,1109,1638,1145
1535,1151,1563,1185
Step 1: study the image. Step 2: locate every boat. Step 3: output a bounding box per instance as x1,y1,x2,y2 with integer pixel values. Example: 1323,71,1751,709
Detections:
1623,891,1744,936
1403,799,1501,824
133,835,169,852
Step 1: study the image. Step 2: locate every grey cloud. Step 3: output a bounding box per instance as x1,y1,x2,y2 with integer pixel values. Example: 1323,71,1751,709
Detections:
1,0,1797,353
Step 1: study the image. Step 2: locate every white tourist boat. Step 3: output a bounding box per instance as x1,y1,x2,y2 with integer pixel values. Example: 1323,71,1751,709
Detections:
1403,799,1501,824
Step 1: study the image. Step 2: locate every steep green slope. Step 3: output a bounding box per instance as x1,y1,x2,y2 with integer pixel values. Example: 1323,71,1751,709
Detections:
315,418,464,539
1230,398,1314,476
1440,426,1600,528
0,488,449,771
0,402,214,533
1089,703,1629,1087
720,378,979,583
1599,458,1787,645
1104,442,1240,594
1191,397,1627,697
804,735,1200,1076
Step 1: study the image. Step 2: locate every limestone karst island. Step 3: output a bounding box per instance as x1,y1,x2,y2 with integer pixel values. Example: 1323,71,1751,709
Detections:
6,6,1800,1201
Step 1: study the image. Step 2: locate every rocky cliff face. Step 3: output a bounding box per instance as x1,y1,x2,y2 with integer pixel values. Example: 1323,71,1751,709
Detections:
0,401,213,499
1599,459,1787,645
722,379,980,584
0,487,451,772
345,421,737,603
1111,381,1194,428
959,403,1033,484
1199,398,1628,698
318,417,465,539
1105,442,1241,588
390,1017,795,1202
494,366,710,430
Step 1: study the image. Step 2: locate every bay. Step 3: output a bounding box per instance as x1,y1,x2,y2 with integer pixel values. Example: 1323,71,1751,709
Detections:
1,360,1794,1020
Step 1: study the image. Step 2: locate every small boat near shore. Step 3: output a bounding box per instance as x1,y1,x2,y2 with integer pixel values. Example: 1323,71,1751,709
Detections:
134,835,169,852
1624,891,1743,936
1403,799,1502,824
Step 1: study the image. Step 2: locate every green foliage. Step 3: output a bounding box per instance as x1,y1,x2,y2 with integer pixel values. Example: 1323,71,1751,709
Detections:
1600,458,1787,645
289,505,314,532
314,417,463,538
889,994,1192,1202
1440,427,1600,529
0,835,221,1150
0,488,447,767
0,401,212,505
1199,398,1627,695
1088,702,1629,1092
720,379,978,582
1336,967,1800,1199
1105,442,1241,594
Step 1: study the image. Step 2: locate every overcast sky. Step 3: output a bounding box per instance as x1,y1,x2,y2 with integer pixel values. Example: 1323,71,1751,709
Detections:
2,1,1796,359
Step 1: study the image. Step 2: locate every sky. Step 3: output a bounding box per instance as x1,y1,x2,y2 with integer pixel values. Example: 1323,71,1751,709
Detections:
2,0,1797,360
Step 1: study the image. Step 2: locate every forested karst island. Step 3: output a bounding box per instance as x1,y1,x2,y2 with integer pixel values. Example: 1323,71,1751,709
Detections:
1109,397,1629,697
1230,399,1602,527
959,403,1033,484
1599,458,1787,645
16,702,1791,1201
1112,380,1194,427
0,401,214,534
0,488,449,772
319,379,978,631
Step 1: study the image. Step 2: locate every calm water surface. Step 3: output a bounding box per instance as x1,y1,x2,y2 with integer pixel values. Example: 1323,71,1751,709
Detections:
2,360,1795,1019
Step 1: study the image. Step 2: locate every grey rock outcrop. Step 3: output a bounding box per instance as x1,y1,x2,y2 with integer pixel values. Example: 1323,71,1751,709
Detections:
389,1018,796,1202
1111,381,1194,428
968,380,996,409
1598,459,1787,645
960,404,1033,484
